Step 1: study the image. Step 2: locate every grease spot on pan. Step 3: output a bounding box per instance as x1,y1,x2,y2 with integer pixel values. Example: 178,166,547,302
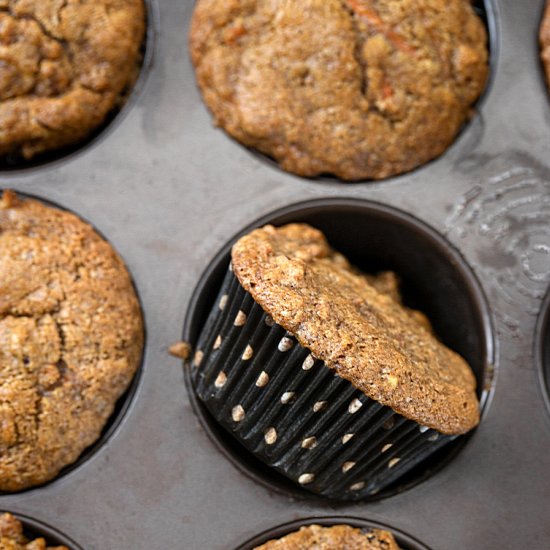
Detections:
445,157,550,317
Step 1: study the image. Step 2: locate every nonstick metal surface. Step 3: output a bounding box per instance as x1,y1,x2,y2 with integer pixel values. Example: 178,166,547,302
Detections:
1,1,549,548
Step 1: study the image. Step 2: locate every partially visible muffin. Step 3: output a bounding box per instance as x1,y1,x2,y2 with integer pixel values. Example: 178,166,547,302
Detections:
0,0,145,161
0,191,144,491
190,0,488,180
253,524,400,549
0,513,68,550
540,0,550,87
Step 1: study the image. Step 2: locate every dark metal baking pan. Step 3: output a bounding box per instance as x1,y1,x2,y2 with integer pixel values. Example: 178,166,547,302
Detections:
0,0,549,548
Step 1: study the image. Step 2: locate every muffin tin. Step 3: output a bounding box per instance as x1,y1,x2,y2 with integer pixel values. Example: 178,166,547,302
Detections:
0,0,549,548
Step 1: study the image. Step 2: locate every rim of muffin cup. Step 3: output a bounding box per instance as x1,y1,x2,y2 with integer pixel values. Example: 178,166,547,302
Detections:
0,0,157,173
536,287,550,418
0,511,84,549
0,191,146,495
213,0,500,185
184,197,497,502
234,516,432,550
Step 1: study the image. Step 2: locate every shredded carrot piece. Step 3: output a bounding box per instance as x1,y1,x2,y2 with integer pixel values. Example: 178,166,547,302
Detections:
346,0,415,55
225,24,247,44
382,81,394,99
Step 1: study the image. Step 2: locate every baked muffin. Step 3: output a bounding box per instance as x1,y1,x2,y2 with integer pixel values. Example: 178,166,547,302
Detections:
0,191,143,491
540,0,550,87
252,524,400,550
0,513,68,550
0,0,145,161
189,0,488,181
191,224,479,499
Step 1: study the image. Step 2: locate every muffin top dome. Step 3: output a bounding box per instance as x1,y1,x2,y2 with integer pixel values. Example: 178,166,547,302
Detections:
190,0,488,180
231,223,479,435
0,191,143,491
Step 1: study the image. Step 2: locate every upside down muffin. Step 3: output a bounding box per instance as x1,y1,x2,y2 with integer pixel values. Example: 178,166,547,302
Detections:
190,0,488,181
0,191,143,491
0,0,145,161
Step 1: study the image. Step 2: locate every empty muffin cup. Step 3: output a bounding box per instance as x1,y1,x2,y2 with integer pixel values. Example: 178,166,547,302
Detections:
185,199,495,500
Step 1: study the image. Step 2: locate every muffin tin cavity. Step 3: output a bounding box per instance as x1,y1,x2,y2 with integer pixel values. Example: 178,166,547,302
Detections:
0,192,145,494
536,288,550,416
0,0,155,172
184,198,496,501
0,512,83,549
235,517,431,550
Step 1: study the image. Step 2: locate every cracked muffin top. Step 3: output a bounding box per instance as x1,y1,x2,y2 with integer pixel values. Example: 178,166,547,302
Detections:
231,224,479,435
540,0,550,89
0,513,68,549
0,191,143,491
0,0,145,161
252,524,401,549
190,0,488,181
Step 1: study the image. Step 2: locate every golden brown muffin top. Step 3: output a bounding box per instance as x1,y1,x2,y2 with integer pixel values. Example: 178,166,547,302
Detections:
0,0,145,159
0,513,68,549
253,524,401,549
190,0,488,181
232,224,479,435
540,0,550,87
0,191,143,491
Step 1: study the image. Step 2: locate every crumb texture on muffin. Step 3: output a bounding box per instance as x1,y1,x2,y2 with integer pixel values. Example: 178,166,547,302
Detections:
540,0,550,86
253,524,401,549
190,0,488,180
0,191,143,491
0,513,68,549
231,223,479,435
0,0,145,160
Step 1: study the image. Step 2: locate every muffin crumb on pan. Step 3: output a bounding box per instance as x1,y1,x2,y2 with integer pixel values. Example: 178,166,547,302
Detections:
190,0,488,181
0,513,68,550
0,191,144,492
169,341,192,360
252,524,400,549
0,0,146,161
